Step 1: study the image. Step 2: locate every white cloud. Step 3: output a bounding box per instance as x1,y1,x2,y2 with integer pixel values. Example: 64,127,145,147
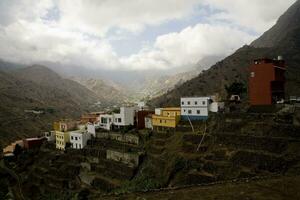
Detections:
202,0,297,33
120,24,255,70
57,0,199,36
0,0,297,72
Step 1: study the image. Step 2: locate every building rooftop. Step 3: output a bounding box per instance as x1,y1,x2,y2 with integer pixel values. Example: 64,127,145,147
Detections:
161,107,181,111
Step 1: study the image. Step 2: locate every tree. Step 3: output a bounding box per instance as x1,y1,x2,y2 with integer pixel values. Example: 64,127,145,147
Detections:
225,82,247,97
13,144,22,156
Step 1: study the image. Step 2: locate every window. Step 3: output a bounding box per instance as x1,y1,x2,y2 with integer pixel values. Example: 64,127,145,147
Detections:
184,109,186,113
197,110,200,114
202,101,206,105
75,137,78,140
195,101,198,105
118,118,122,123
187,101,190,105
101,118,107,124
188,110,192,114
181,101,184,105
71,136,73,140
160,120,162,123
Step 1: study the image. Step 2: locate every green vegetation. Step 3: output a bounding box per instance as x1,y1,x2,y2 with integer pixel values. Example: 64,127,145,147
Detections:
225,81,247,97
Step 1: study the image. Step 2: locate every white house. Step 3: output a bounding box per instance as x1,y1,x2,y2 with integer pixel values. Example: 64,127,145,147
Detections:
181,97,211,121
70,130,91,149
98,114,113,130
87,123,96,137
113,107,136,129
44,131,56,142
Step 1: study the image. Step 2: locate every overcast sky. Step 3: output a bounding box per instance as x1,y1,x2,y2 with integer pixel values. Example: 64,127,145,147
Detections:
0,0,296,71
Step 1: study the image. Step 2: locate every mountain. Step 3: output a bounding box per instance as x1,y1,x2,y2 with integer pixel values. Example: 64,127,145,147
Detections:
0,64,102,146
14,65,101,106
138,68,202,101
71,77,129,105
0,59,26,72
150,0,300,107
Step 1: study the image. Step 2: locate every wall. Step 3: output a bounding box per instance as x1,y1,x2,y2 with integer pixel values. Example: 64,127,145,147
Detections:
55,131,70,150
70,131,90,149
114,107,136,127
96,132,139,145
106,149,140,167
145,117,153,129
87,124,96,137
152,115,180,128
249,63,274,105
181,97,209,117
136,111,154,129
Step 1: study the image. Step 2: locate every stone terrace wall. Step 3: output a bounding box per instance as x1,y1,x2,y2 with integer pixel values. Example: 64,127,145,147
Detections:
96,132,139,145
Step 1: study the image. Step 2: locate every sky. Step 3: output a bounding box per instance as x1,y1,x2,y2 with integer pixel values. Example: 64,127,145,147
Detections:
0,0,297,72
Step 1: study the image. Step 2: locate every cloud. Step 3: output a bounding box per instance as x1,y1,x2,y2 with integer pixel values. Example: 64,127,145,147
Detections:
57,0,200,36
120,24,255,70
0,0,297,72
202,0,297,33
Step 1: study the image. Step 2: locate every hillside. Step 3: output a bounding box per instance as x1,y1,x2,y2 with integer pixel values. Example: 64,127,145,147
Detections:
0,64,101,146
137,68,202,101
71,77,129,105
150,0,300,107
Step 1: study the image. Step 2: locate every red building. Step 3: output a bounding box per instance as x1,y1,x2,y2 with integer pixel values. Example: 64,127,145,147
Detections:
23,138,46,149
249,57,286,105
135,110,154,129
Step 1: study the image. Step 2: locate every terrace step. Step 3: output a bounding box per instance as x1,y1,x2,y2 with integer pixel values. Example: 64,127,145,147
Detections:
91,174,121,192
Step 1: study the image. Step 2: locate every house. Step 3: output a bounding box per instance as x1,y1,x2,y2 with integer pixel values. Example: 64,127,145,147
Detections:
81,112,102,124
152,107,181,131
137,102,149,111
181,97,211,121
3,140,24,155
70,130,91,149
44,131,56,142
135,110,154,129
145,114,153,130
113,107,136,129
23,138,45,149
55,131,70,150
87,122,96,137
98,114,114,130
249,57,286,105
53,119,77,132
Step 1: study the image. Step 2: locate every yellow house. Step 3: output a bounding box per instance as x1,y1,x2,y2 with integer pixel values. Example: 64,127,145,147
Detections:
55,131,70,150
53,119,77,132
152,107,181,129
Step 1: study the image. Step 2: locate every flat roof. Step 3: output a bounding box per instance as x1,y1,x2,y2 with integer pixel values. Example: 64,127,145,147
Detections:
161,107,181,111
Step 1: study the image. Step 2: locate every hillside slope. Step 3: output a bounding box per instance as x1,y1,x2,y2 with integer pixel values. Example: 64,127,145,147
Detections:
150,0,300,107
71,77,129,105
0,65,101,146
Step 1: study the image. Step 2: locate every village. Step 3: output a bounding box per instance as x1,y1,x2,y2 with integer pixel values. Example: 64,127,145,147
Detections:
2,56,296,157
1,57,300,198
